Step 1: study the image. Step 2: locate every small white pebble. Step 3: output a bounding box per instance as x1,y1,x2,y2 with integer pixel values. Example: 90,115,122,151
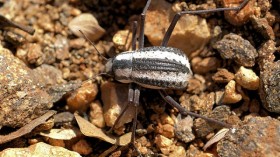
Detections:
112,30,133,51
155,135,173,155
223,80,242,104
235,66,260,90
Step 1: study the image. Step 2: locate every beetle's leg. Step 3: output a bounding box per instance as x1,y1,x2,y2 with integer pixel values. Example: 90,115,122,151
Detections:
131,85,141,143
159,90,232,128
161,0,250,46
108,84,134,133
131,21,138,50
130,18,141,144
130,85,142,155
139,0,151,49
109,19,139,133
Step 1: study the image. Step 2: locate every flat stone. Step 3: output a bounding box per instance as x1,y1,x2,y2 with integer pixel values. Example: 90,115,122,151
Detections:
0,47,53,127
145,0,210,55
213,33,258,67
0,142,81,157
217,116,280,157
259,61,280,113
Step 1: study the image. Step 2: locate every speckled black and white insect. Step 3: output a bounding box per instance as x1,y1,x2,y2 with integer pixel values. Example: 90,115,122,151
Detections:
105,46,192,89
81,0,249,154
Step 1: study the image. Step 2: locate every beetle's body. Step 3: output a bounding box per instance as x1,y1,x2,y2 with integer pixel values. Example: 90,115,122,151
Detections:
80,0,249,154
105,46,192,89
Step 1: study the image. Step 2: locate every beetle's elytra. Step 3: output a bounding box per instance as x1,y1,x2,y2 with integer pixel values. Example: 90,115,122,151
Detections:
105,46,192,89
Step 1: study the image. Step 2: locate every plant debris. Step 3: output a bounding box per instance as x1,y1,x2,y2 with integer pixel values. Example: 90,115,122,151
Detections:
40,128,80,140
74,113,131,146
0,110,56,144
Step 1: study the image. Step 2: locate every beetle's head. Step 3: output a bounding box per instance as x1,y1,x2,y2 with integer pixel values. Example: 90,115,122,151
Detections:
104,58,113,76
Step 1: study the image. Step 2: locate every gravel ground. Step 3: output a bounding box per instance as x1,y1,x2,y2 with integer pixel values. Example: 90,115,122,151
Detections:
0,0,279,156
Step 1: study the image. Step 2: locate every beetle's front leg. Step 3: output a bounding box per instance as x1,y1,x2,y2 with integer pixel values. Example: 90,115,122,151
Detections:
130,84,142,156
108,83,134,134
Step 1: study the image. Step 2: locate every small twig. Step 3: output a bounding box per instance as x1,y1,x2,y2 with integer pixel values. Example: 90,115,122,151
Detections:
0,110,56,144
0,14,35,35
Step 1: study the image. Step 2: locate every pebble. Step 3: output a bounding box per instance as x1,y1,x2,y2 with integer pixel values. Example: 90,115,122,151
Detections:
257,40,276,71
47,80,82,103
265,12,276,26
256,0,272,15
222,0,255,26
72,139,93,155
259,61,280,113
54,35,70,60
154,135,173,155
145,0,210,55
212,68,235,83
160,113,175,126
15,47,28,63
194,105,232,138
180,93,215,114
42,46,56,65
112,29,133,52
214,33,258,67
135,136,151,155
34,118,55,132
3,31,26,46
257,40,279,113
169,145,186,157
215,91,225,105
223,80,242,104
235,66,259,90
32,64,66,86
89,100,105,128
26,43,44,65
37,14,54,32
174,115,195,143
217,116,280,157
66,80,98,112
0,142,81,157
251,15,275,40
53,112,74,125
186,145,214,157
186,75,206,94
156,123,174,138
69,38,86,49
68,13,105,42
191,57,221,74
101,82,134,129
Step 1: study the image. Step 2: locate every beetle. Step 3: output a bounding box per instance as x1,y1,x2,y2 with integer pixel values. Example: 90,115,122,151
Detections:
104,46,192,89
80,0,250,155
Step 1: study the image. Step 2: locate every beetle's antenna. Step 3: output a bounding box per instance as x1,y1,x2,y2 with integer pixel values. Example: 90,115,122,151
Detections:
79,30,108,61
98,72,113,78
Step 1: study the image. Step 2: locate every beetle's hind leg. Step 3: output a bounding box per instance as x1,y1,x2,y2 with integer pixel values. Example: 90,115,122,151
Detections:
159,90,232,128
161,0,250,47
